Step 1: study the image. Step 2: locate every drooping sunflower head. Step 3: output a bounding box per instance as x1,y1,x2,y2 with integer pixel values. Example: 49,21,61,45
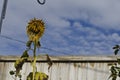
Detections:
26,18,45,42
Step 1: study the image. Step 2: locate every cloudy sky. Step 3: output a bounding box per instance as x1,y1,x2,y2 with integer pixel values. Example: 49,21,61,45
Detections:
0,0,120,56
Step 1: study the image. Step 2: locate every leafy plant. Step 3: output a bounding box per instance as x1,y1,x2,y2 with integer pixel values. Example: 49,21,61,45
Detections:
10,18,52,80
108,45,120,80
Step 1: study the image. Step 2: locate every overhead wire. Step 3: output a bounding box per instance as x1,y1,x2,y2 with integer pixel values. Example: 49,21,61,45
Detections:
0,34,71,55
40,47,71,55
0,34,26,44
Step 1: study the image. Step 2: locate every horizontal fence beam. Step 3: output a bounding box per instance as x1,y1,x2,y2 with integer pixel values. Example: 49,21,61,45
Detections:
0,59,117,63
0,56,119,63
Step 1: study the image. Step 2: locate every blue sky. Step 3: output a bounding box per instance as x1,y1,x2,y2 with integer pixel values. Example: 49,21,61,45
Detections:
0,0,120,56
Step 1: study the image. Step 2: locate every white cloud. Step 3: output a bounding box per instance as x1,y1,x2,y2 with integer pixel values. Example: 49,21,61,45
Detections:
45,0,120,29
3,0,120,31
5,1,120,25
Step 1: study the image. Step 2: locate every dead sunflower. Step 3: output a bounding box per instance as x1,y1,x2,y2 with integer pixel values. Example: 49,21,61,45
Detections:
26,18,45,47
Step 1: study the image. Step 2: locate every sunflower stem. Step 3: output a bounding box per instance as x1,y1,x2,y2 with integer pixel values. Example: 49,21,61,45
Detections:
32,41,37,80
33,41,37,57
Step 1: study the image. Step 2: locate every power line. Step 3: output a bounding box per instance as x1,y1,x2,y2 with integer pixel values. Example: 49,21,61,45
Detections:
40,47,71,55
0,34,26,44
0,34,71,55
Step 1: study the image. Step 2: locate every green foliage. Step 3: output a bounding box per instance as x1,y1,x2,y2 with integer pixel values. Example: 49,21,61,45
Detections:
9,41,52,80
109,45,120,80
113,45,120,55
114,49,119,55
15,50,29,76
36,41,41,48
113,45,119,49
14,58,25,76
9,50,29,78
26,41,32,48
27,72,48,80
9,71,15,75
109,66,117,80
21,50,29,58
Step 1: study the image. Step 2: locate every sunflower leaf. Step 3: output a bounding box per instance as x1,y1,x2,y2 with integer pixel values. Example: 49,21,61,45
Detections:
26,41,32,48
114,49,119,55
21,50,29,59
9,71,15,75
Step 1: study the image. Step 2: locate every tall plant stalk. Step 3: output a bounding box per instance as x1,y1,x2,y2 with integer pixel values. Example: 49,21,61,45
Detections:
32,41,37,80
9,18,49,80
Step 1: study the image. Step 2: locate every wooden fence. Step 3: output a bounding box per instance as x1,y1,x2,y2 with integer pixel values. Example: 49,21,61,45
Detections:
0,55,118,80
